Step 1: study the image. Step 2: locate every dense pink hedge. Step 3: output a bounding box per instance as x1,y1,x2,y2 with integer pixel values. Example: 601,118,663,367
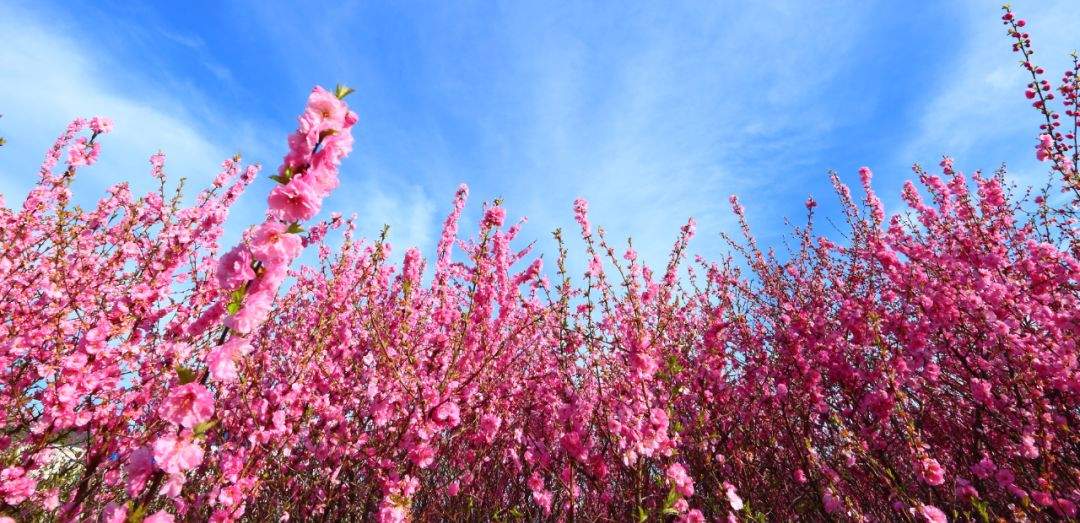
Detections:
1,7,1078,522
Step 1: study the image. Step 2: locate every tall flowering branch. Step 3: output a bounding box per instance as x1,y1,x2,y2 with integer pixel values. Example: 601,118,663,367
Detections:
1003,4,1080,199
218,85,358,338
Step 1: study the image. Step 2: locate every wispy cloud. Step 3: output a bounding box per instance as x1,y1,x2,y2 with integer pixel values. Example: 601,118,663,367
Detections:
0,0,437,252
233,1,879,267
0,5,226,195
452,2,874,267
4,0,1078,275
896,0,1080,190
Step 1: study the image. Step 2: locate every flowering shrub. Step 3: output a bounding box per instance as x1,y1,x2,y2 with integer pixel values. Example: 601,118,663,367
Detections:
1,6,1078,522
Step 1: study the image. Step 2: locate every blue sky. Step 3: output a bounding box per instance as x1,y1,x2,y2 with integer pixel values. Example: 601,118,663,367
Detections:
2,0,1078,272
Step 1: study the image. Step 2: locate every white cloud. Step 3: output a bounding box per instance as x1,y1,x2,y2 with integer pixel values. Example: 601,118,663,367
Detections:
343,180,438,257
0,3,231,205
0,1,438,257
460,2,873,269
897,0,1080,190
21,0,1071,278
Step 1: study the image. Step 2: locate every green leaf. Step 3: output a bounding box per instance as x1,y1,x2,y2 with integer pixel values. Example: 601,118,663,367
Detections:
663,486,679,511
286,223,305,234
227,288,247,315
667,354,684,374
270,167,294,185
637,505,648,522
972,499,990,523
194,420,217,436
176,365,197,384
126,502,147,523
334,84,356,99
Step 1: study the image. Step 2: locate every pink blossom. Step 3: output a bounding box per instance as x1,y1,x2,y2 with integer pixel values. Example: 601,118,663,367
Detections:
250,220,303,266
217,245,256,290
954,478,978,500
42,488,59,510
920,457,946,486
0,466,37,504
159,382,215,428
67,136,101,167
587,254,603,278
300,86,348,134
102,503,128,523
410,444,436,468
89,116,114,134
793,469,807,483
682,510,705,523
1019,434,1039,459
532,489,553,514
144,510,176,523
378,504,406,523
560,431,588,461
823,491,842,514
402,247,423,285
125,446,154,496
971,456,996,479
432,401,460,428
224,289,274,334
995,467,1015,487
1035,134,1054,161
482,205,506,229
479,413,501,444
207,337,251,382
970,379,993,407
1055,499,1078,518
666,463,694,497
305,164,341,196
724,482,743,511
162,473,185,498
630,351,657,379
311,131,354,171
254,262,289,294
918,504,947,523
153,435,205,475
573,197,591,237
150,151,167,179
527,472,544,493
80,319,110,355
268,175,322,223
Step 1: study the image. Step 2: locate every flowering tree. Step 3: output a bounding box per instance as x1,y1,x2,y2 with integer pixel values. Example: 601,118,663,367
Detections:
0,6,1077,522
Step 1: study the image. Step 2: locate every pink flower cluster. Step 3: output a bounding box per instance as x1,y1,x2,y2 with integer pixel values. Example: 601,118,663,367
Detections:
219,86,357,339
0,10,1078,522
1005,7,1080,199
